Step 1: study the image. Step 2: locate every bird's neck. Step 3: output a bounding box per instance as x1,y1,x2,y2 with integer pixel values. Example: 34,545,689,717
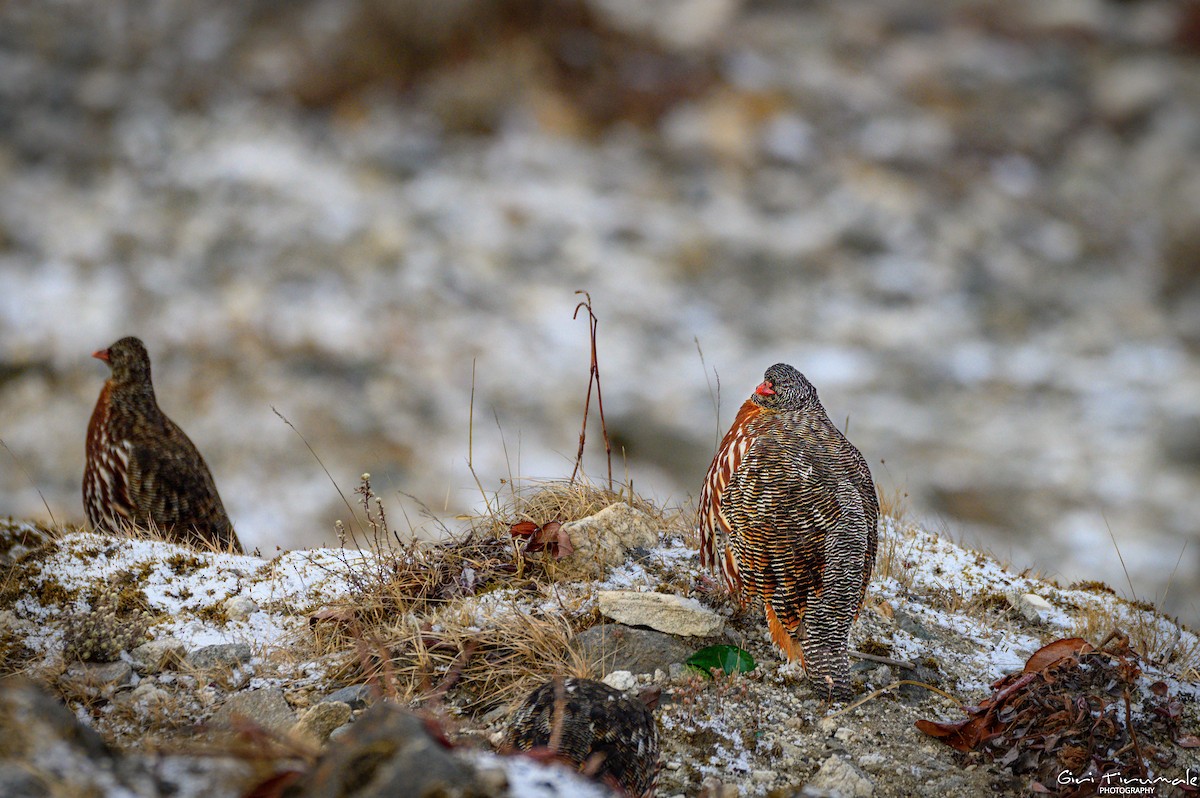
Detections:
109,378,162,419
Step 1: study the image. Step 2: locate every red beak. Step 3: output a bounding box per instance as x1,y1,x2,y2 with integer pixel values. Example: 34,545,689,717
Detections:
755,381,775,396
92,349,111,362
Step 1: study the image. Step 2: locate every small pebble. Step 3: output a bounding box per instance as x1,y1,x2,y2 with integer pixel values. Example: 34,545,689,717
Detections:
602,670,637,691
224,595,259,622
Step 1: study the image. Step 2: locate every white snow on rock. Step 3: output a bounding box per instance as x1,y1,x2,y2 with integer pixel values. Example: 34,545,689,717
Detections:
871,517,1198,694
9,532,372,661
7,519,1196,709
467,750,613,798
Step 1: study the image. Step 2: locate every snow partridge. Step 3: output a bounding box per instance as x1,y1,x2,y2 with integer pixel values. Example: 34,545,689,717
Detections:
505,676,660,797
698,363,877,699
83,337,242,553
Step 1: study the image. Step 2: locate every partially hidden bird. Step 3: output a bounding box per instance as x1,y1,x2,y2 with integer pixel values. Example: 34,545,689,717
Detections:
504,676,660,797
698,362,877,699
83,336,243,553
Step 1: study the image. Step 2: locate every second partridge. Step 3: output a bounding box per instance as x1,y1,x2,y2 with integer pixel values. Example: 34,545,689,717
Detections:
698,362,877,699
83,337,242,553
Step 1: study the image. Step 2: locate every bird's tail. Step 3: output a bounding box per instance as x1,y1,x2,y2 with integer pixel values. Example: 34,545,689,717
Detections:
800,636,852,701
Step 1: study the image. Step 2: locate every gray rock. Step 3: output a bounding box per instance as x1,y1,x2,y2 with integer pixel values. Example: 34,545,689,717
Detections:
328,722,354,742
1006,592,1051,625
899,665,942,703
816,716,840,736
856,752,888,772
586,0,743,50
561,503,659,577
2,678,111,760
187,643,252,670
574,623,693,676
321,684,372,709
597,590,724,637
291,701,352,745
117,681,170,709
895,611,937,641
130,637,186,673
601,670,637,691
286,701,487,797
699,776,739,798
0,762,46,798
1094,58,1172,121
2,676,258,796
224,596,259,622
210,688,295,736
803,755,874,797
0,677,164,796
61,660,133,695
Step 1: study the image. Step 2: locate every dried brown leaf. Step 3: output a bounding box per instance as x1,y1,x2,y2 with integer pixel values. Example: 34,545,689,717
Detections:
1024,638,1093,674
510,521,539,538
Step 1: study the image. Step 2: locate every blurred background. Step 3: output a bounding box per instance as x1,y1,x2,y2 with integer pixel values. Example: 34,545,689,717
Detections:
1,0,1198,625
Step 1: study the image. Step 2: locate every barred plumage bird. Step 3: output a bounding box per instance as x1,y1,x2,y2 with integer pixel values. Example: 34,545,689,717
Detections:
698,363,877,699
83,337,242,553
504,676,660,797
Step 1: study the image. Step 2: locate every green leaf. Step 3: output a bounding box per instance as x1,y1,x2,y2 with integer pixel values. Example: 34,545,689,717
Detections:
685,644,756,677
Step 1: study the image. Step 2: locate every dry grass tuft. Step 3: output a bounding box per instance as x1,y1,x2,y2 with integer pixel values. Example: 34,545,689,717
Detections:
110,519,247,556
307,473,668,715
376,600,589,711
873,516,921,595
1070,598,1200,678
876,484,909,523
30,516,248,558
473,477,667,538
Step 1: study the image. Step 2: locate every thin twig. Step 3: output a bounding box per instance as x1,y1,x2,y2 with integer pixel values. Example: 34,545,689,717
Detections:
422,639,480,703
0,438,57,527
825,680,963,720
849,650,916,669
1102,511,1138,602
494,407,518,504
357,627,401,701
272,407,363,538
694,337,721,451
1159,540,1188,615
467,359,495,517
571,291,612,490
1123,688,1147,779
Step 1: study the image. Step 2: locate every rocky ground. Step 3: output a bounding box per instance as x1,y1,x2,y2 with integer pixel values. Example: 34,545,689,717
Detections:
1,485,1196,797
2,0,1200,625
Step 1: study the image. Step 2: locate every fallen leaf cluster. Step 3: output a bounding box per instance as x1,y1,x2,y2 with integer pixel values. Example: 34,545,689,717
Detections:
509,520,573,560
917,631,1198,797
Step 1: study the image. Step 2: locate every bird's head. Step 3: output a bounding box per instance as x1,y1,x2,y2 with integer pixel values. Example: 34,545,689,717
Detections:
93,336,153,386
752,362,818,410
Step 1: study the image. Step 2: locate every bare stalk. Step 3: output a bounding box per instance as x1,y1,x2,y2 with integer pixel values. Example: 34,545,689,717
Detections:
571,291,613,490
272,406,364,539
0,438,57,527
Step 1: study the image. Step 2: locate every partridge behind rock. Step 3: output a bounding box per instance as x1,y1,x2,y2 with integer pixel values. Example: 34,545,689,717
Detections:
83,337,242,552
505,676,660,797
698,363,877,699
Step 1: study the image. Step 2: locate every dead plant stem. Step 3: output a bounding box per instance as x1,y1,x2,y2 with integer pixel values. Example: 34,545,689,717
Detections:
571,291,612,491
